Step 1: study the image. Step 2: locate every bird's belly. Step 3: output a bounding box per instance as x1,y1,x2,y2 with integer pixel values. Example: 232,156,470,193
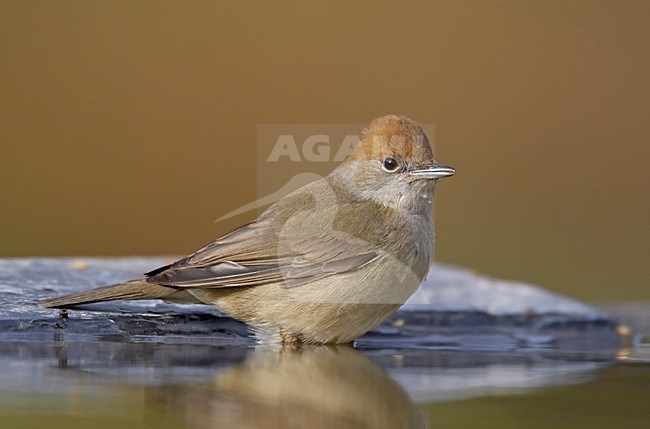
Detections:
190,254,425,343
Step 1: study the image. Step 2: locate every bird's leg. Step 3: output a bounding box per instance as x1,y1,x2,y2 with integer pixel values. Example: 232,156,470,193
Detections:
280,331,302,344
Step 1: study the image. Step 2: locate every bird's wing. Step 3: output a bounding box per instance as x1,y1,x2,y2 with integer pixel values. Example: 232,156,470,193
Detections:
145,191,382,289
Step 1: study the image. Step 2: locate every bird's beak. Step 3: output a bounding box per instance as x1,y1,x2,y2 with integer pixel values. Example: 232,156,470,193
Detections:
408,165,456,180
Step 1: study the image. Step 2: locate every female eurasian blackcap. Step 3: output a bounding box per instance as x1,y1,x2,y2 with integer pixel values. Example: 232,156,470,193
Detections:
42,115,455,344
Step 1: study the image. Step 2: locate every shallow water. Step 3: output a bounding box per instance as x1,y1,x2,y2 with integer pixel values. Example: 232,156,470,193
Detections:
1,339,648,429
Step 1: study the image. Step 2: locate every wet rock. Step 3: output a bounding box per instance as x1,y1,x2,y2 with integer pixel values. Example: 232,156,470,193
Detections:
0,258,623,351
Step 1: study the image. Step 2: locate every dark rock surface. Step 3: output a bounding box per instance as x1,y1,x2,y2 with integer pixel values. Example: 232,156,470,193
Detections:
0,258,624,351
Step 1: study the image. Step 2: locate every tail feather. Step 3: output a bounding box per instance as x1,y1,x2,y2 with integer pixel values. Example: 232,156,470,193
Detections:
39,280,177,308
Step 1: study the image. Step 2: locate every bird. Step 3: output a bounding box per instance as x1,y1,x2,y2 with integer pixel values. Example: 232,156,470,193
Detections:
41,115,455,344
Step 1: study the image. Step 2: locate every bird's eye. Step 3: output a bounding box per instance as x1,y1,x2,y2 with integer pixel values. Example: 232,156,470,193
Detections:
382,157,399,172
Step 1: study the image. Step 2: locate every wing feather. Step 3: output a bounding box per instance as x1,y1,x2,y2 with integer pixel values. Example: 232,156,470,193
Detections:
144,181,395,290
146,216,380,289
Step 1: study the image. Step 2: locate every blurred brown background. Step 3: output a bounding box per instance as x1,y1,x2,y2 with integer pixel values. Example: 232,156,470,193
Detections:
1,1,648,301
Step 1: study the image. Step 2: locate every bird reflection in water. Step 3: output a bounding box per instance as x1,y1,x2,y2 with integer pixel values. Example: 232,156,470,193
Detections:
149,344,425,429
